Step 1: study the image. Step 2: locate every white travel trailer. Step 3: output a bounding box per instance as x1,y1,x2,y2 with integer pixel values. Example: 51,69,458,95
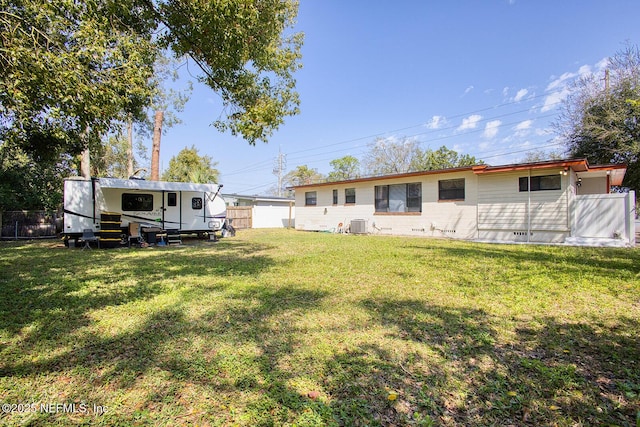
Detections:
62,177,226,245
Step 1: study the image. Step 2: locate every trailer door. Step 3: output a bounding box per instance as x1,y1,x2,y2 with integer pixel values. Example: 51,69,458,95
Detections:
163,191,182,231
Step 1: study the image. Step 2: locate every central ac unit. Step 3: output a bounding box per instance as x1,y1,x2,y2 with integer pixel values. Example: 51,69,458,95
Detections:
350,219,368,234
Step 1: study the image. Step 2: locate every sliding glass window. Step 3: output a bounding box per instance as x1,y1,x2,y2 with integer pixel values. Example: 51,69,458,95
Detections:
375,183,421,213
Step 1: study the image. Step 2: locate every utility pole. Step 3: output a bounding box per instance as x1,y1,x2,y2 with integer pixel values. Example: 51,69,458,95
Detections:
604,69,610,93
273,147,286,197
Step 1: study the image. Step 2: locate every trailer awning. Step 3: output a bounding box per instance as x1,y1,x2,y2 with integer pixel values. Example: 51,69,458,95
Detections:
97,178,221,192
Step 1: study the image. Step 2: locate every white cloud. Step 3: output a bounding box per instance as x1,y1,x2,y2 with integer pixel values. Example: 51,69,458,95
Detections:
514,120,533,131
577,65,592,76
541,87,570,112
462,85,474,96
514,88,528,102
546,71,576,92
513,120,533,137
483,120,502,139
595,57,610,72
541,63,596,112
458,114,482,131
545,63,595,93
425,115,446,129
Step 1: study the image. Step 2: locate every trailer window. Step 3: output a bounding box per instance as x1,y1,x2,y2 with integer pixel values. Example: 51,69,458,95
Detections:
122,193,154,211
167,192,177,207
192,197,203,210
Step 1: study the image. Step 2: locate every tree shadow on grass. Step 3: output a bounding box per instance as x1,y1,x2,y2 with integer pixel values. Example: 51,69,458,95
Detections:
0,240,276,328
0,282,333,425
352,298,640,426
507,315,640,426
199,285,335,426
404,242,640,280
0,240,277,385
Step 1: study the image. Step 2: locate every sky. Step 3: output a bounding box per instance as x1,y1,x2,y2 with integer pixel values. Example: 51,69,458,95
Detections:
153,0,640,195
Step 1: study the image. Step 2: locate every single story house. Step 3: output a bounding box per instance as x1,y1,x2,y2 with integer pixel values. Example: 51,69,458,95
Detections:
223,194,295,229
292,159,636,246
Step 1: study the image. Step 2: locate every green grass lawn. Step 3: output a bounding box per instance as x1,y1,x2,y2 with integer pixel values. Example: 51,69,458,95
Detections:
0,229,639,426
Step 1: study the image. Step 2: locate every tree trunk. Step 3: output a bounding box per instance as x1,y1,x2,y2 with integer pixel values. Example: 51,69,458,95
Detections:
80,148,91,179
127,117,134,178
151,111,164,181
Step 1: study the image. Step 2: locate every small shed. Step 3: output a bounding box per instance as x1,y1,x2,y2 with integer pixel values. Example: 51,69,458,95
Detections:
223,194,295,229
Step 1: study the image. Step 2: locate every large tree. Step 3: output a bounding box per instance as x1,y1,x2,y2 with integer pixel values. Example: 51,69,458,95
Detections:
556,44,640,192
92,134,149,179
0,0,303,161
363,137,419,175
363,138,480,176
326,155,360,182
162,146,219,183
0,143,73,211
410,145,481,171
0,0,158,159
283,165,324,187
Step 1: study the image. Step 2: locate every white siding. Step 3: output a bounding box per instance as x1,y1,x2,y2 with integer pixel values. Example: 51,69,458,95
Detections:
295,165,632,245
477,170,570,242
295,172,478,239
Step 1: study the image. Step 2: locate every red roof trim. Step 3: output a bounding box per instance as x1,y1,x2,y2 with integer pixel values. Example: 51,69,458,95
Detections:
472,159,590,174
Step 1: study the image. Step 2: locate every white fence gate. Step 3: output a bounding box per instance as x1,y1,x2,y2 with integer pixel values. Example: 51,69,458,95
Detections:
573,192,636,244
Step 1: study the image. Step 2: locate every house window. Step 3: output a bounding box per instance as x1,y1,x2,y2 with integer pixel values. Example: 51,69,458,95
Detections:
192,197,203,210
333,189,338,205
345,188,356,204
305,191,317,206
375,183,422,212
122,193,153,211
167,192,177,207
519,175,561,192
439,179,465,201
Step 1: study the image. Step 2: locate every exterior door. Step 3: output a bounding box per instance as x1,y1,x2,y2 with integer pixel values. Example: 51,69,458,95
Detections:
163,191,182,231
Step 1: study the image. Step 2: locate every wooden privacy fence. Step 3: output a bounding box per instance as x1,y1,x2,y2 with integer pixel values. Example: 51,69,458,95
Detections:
226,206,253,229
1,210,61,239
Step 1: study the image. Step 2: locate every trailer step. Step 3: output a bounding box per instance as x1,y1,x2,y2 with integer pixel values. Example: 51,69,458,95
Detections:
166,230,182,245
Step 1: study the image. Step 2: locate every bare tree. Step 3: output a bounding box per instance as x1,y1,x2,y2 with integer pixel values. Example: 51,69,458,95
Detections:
363,137,419,175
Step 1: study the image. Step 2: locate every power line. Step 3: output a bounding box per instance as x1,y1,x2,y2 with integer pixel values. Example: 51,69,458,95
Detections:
222,89,566,179
223,90,569,192
281,90,561,158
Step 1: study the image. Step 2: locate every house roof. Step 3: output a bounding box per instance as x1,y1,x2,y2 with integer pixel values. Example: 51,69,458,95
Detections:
291,158,627,189
222,194,294,203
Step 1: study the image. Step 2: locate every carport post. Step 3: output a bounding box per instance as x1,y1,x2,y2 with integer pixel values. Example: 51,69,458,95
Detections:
288,201,293,229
